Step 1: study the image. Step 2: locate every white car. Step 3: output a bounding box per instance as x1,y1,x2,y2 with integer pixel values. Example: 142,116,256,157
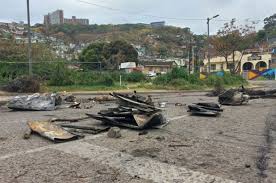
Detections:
147,72,157,77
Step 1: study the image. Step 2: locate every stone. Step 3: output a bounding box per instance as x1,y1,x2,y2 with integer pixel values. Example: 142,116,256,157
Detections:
107,127,121,138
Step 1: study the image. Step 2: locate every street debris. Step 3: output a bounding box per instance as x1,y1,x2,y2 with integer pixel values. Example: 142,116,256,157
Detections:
240,86,276,99
60,123,110,134
92,95,116,102
8,93,58,111
27,121,80,142
107,127,122,138
158,102,167,108
217,86,276,105
50,116,90,123
188,103,223,116
219,89,250,105
86,92,167,130
64,94,76,102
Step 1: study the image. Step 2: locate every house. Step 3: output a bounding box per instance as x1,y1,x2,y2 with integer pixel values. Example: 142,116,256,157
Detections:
119,62,137,73
201,51,272,73
138,61,177,75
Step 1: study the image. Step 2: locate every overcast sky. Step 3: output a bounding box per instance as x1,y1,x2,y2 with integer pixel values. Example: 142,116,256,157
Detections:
0,0,275,34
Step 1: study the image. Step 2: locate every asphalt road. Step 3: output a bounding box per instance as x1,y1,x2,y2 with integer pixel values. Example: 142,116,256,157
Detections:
0,81,276,183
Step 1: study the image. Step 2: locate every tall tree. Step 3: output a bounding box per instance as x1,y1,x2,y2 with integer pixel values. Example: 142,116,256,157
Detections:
264,13,276,30
79,40,138,70
210,19,256,74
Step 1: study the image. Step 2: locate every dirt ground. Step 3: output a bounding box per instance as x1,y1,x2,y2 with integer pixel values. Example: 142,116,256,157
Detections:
0,82,276,183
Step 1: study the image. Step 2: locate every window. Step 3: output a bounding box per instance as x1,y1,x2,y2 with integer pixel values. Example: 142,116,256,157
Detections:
211,64,216,71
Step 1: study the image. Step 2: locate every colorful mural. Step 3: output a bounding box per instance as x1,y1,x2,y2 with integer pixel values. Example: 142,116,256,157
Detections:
243,69,276,80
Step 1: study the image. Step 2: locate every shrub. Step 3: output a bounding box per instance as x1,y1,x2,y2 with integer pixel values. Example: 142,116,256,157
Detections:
2,76,40,93
205,73,247,87
48,63,73,86
125,72,146,82
153,67,200,86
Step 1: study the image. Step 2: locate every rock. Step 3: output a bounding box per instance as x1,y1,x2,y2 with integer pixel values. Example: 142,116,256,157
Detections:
245,164,251,168
23,128,32,139
107,127,121,138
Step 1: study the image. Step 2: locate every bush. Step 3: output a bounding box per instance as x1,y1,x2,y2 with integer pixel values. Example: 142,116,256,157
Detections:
125,72,146,82
99,75,115,86
48,63,73,86
205,73,247,87
153,67,201,86
2,76,40,93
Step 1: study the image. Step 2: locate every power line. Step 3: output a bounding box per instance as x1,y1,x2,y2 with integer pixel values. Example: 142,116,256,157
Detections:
77,0,208,21
76,0,262,23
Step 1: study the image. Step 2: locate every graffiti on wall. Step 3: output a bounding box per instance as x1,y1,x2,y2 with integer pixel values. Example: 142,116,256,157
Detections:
243,69,276,80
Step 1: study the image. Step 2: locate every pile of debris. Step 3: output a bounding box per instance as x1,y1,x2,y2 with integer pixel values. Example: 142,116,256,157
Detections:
218,89,250,105
7,93,83,111
218,86,276,105
8,93,59,111
86,92,167,130
188,103,223,116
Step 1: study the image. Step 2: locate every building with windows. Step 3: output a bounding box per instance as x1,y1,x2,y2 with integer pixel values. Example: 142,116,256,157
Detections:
201,51,272,73
44,10,89,26
44,10,64,27
64,16,89,25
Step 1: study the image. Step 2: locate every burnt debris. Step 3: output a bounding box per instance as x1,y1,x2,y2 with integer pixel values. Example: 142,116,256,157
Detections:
188,102,223,117
86,92,167,130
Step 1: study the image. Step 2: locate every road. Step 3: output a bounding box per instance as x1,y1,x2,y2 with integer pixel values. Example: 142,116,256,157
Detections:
0,82,276,183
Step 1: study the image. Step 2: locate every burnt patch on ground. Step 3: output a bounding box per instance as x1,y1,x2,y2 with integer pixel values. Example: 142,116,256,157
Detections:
256,113,274,179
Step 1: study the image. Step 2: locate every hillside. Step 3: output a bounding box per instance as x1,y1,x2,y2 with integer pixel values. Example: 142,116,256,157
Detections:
43,24,204,58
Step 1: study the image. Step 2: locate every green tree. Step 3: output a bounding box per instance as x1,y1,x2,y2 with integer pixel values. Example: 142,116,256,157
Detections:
103,40,138,70
80,40,138,70
210,19,256,74
79,42,106,70
264,13,276,30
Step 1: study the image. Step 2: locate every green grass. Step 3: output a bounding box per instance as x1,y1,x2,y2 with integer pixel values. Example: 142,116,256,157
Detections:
43,84,127,92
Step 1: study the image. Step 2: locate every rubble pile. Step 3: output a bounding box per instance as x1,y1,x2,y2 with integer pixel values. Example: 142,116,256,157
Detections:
86,92,167,130
219,89,250,105
7,93,58,111
188,103,223,116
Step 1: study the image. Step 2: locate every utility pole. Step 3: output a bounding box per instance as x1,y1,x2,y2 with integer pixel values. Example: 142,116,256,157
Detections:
188,36,192,74
26,0,32,75
207,14,219,74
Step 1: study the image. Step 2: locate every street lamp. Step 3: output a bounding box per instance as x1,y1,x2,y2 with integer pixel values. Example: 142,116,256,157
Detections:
207,14,219,74
26,0,32,75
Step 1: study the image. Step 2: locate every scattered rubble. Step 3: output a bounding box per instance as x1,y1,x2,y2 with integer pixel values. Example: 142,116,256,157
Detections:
92,95,116,102
60,123,110,134
86,92,167,130
64,94,76,102
7,93,58,111
188,103,223,116
219,89,250,105
240,87,276,99
50,117,90,123
27,121,80,142
217,86,276,105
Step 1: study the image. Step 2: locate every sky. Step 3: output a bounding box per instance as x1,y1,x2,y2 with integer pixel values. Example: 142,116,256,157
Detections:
0,0,275,34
